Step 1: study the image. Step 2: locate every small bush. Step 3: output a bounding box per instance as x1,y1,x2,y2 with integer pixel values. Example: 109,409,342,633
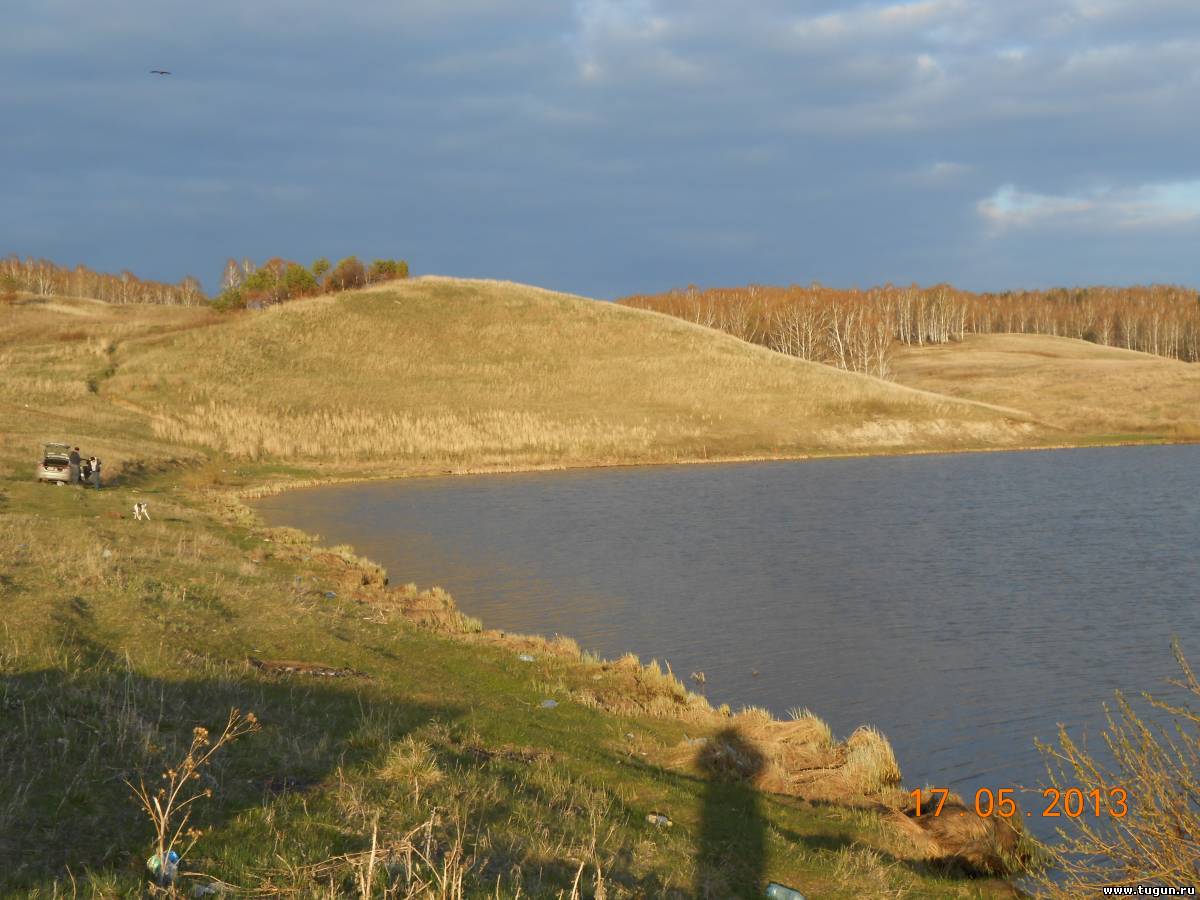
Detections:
282,262,318,298
1034,640,1200,894
324,256,366,292
211,288,245,311
367,258,409,283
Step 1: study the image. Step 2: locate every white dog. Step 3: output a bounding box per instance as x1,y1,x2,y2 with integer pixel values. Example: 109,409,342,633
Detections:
132,501,151,521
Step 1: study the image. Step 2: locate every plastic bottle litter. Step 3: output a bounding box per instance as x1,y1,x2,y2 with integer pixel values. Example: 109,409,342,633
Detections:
765,883,805,899
324,591,337,600
645,812,673,828
146,850,180,885
539,699,558,709
517,653,535,662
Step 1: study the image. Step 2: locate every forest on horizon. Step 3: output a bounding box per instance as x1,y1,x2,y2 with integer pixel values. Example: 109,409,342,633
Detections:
5,253,1198,378
620,282,1200,376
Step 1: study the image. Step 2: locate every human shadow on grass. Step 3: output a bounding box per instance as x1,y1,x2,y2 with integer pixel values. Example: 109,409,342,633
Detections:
617,740,1025,897
0,656,462,893
695,727,767,898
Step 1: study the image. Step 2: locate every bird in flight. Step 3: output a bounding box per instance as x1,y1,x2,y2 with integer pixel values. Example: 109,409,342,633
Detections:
149,70,172,75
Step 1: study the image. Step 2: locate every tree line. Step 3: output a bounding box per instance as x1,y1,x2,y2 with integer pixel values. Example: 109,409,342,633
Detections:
0,252,410,310
214,255,408,309
619,283,1200,378
1,255,205,306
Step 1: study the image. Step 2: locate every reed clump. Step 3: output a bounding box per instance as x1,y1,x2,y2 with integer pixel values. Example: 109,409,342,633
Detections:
898,789,1033,878
670,707,901,801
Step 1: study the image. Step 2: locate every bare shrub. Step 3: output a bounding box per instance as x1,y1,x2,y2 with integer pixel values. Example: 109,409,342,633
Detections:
126,709,259,889
1033,640,1200,895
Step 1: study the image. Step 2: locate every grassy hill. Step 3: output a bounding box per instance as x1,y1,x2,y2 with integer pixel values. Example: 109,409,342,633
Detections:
91,277,1038,472
892,333,1200,444
5,281,1158,897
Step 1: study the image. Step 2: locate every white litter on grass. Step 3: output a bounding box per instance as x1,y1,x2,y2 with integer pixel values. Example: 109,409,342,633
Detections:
518,653,535,662
645,813,672,828
765,883,806,900
101,549,112,559
540,699,558,709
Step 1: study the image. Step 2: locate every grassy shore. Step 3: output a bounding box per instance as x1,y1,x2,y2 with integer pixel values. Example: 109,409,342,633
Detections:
1,473,1029,897
7,279,1184,896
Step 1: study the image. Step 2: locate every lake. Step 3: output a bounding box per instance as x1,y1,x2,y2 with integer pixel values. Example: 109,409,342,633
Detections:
255,445,1200,836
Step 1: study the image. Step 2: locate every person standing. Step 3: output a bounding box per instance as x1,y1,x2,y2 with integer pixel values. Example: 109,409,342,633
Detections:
91,456,102,490
68,446,81,485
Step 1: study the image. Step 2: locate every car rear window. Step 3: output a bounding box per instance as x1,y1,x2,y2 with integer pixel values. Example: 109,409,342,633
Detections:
43,458,68,467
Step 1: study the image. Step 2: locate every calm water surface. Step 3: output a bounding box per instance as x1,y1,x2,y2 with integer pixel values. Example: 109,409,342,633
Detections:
256,446,1200,834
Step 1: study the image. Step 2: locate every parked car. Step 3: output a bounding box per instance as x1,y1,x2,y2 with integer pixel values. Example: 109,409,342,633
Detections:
37,442,72,484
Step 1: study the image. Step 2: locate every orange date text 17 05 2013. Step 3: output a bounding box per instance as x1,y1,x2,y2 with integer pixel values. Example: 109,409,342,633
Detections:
910,786,1129,819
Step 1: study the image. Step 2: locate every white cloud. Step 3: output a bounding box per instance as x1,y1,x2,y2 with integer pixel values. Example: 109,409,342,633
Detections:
978,181,1200,230
570,0,701,83
791,0,967,43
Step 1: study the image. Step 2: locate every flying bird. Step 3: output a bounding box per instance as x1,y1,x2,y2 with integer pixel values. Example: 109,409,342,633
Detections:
149,70,172,75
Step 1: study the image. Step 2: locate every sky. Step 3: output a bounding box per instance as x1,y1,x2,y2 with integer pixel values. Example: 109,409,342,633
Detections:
4,0,1200,298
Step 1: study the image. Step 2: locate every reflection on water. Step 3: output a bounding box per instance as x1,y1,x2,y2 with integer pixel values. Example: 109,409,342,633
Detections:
256,445,1200,837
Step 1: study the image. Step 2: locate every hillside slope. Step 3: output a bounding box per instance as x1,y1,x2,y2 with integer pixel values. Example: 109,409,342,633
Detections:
0,287,1030,896
892,333,1200,443
102,277,1035,469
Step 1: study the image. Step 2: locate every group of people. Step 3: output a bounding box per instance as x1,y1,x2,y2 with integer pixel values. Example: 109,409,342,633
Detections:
68,446,102,488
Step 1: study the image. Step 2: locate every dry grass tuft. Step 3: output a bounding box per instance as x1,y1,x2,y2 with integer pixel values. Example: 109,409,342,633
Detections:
898,789,1032,878
668,708,902,802
379,737,445,788
842,725,903,794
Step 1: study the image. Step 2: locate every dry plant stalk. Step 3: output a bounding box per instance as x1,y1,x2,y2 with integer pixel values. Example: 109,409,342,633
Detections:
126,708,259,887
1035,640,1200,894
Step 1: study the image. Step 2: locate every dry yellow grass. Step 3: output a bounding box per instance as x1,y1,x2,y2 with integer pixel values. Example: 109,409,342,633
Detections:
0,295,218,480
892,333,1200,441
95,276,1036,468
6,288,1196,483
0,287,1048,893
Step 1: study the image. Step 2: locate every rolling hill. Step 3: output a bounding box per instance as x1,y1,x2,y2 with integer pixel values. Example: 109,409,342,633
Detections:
100,276,1036,471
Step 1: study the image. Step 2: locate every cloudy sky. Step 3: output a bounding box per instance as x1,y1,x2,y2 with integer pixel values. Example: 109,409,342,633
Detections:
4,0,1200,297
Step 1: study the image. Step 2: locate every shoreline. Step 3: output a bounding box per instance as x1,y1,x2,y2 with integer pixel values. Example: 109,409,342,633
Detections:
234,432,1198,501
235,435,1199,861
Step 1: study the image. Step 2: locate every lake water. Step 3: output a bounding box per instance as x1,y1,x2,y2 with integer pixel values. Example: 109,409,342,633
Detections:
255,446,1200,836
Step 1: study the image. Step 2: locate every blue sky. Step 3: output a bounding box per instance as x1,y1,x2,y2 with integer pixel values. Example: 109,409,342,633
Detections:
4,0,1200,297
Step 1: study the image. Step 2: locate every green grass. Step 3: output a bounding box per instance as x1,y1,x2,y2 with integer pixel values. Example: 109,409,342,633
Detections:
0,283,1055,896
0,476,1018,897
